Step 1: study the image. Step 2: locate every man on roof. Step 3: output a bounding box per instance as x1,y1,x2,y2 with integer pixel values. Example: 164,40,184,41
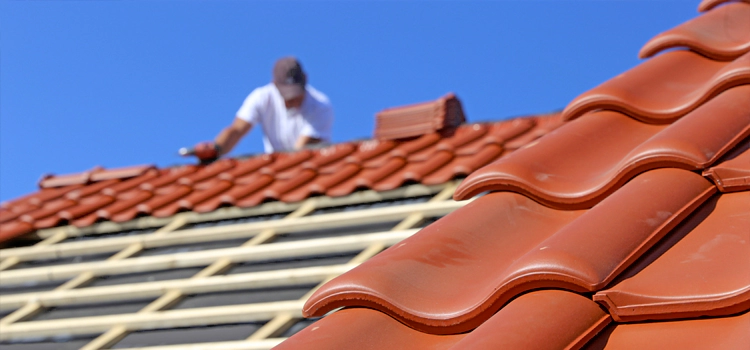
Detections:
187,57,334,162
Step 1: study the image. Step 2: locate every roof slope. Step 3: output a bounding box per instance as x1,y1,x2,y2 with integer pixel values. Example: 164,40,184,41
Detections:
0,113,562,243
280,1,750,348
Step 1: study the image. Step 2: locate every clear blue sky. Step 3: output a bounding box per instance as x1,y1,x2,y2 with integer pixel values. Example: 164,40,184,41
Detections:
1,1,696,202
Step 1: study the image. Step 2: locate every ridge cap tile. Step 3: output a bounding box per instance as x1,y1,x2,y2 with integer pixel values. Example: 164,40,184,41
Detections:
561,50,750,123
303,169,714,333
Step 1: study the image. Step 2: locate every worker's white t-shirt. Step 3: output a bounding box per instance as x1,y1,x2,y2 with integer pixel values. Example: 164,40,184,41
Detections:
235,83,333,153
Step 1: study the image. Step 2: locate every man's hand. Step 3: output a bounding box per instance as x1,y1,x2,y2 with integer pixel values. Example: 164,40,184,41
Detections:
192,141,221,164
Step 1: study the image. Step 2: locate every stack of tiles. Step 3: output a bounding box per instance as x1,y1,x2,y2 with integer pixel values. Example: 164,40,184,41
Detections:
374,93,466,140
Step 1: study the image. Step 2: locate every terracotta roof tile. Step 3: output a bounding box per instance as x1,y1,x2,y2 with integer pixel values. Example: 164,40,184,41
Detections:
284,290,609,349
0,115,559,243
704,138,750,192
561,50,750,123
585,311,750,349
303,169,714,333
280,2,750,347
697,0,750,12
594,191,750,322
374,93,465,140
640,2,750,60
276,309,466,350
454,86,749,207
38,165,154,189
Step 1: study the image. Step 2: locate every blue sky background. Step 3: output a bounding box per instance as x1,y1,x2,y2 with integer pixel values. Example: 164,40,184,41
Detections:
1,1,697,202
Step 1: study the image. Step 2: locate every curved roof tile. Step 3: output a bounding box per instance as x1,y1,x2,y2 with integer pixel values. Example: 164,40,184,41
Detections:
698,0,750,12
283,291,608,350
561,50,750,123
595,191,750,322
587,311,750,349
704,138,750,192
303,169,714,333
454,86,750,206
640,2,750,60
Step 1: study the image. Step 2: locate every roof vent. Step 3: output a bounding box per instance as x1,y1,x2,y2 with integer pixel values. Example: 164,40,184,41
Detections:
374,93,466,140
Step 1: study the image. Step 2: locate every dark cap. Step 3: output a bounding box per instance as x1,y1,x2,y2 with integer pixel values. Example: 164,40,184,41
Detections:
273,57,307,100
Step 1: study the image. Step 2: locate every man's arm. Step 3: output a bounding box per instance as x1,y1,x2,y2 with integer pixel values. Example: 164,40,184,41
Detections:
215,117,253,156
294,135,323,150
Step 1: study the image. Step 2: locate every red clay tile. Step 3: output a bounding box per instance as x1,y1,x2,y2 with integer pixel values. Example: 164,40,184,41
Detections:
455,86,750,207
64,179,120,200
133,185,193,217
304,169,713,333
561,50,750,123
704,138,750,192
102,169,160,195
640,2,750,61
326,134,441,197
277,308,466,350
0,221,35,242
0,115,558,242
94,190,155,224
19,199,77,223
594,191,750,322
374,93,465,140
88,164,154,182
584,311,750,349
281,290,607,349
503,114,564,151
194,150,313,210
698,0,750,12
38,165,153,189
422,143,504,185
144,166,198,188
248,144,358,205
372,125,491,190
58,195,116,222
38,169,98,188
450,291,610,349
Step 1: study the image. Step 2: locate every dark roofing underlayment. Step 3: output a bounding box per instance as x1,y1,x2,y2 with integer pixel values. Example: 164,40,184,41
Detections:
280,1,750,348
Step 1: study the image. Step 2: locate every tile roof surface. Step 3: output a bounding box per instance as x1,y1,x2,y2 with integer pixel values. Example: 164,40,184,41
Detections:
0,110,561,243
279,1,750,348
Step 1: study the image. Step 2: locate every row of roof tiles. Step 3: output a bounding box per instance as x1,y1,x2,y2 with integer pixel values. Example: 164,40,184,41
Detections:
279,0,750,348
0,113,563,243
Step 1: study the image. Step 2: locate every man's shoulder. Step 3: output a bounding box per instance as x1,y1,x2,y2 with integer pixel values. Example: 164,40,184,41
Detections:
305,86,332,108
250,83,277,97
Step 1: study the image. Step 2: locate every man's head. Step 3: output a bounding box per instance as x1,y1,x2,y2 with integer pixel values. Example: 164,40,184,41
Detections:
273,57,307,104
